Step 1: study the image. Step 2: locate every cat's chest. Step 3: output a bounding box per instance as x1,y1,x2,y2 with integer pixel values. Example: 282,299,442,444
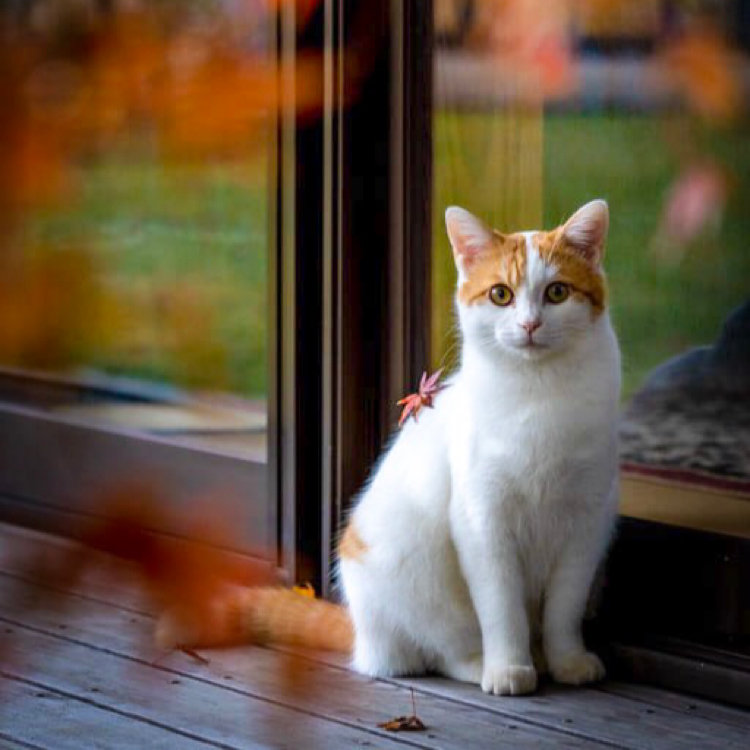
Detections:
452,392,611,494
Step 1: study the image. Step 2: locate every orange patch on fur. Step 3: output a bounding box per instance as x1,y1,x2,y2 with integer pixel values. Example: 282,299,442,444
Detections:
534,229,607,314
338,523,368,561
458,232,527,305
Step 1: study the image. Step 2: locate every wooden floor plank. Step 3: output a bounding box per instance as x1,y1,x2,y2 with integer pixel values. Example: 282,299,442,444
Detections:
597,681,750,731
374,672,750,750
0,578,603,750
0,732,48,750
1,622,419,750
274,645,750,750
3,522,749,749
0,674,218,750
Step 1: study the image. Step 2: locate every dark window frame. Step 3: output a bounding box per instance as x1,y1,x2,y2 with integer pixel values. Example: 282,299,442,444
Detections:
600,518,750,707
273,0,433,594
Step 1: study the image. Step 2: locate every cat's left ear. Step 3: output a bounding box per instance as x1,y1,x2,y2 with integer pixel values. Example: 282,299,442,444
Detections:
562,199,609,265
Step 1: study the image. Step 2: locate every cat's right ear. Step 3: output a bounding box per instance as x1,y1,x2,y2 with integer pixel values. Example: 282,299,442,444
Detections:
445,207,494,271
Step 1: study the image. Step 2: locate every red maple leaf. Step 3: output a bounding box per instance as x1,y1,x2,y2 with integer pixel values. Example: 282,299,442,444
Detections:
397,369,445,427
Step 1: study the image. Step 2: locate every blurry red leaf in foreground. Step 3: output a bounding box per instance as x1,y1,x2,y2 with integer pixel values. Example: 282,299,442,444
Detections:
0,483,340,705
79,484,273,610
3,483,274,649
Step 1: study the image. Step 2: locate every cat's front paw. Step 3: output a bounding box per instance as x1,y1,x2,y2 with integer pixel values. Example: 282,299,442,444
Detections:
481,663,537,696
550,651,605,685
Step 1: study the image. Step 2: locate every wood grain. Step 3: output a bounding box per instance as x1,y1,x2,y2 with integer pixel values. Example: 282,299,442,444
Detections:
1,521,748,749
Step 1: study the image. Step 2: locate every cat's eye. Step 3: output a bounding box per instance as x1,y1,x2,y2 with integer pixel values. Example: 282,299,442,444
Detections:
545,282,570,304
488,284,514,307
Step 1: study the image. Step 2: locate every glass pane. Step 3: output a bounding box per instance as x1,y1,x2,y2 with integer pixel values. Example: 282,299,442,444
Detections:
432,0,749,538
1,1,273,462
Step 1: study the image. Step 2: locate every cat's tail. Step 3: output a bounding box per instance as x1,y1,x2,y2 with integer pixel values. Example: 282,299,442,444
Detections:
154,586,354,653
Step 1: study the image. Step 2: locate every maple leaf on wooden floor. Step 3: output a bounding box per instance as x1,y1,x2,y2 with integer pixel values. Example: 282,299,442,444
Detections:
379,715,428,732
378,688,427,732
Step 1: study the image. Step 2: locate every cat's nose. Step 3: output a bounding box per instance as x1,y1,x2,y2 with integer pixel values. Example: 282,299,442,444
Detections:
520,319,542,335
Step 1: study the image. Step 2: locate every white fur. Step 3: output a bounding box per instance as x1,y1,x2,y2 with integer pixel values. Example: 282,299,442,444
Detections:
445,205,495,284
339,203,620,696
562,199,609,261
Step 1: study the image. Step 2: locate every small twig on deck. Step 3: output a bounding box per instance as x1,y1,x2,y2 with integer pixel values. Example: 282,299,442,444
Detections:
180,646,210,665
150,646,210,667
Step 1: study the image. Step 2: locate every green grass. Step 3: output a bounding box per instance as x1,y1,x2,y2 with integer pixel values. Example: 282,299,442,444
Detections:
24,156,269,396
433,112,750,398
21,113,749,400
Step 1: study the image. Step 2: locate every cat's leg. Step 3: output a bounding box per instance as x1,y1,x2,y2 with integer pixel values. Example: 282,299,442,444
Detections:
450,497,537,696
436,652,484,684
342,557,427,677
543,511,611,686
352,620,426,677
428,609,484,684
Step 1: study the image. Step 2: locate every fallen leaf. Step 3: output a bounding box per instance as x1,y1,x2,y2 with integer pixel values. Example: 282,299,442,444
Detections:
378,688,427,732
378,716,427,732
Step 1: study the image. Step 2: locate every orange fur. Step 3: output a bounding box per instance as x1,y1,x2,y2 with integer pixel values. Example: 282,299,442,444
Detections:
156,586,354,652
157,528,367,653
535,230,607,314
458,233,526,305
338,523,368,561
228,588,353,651
458,225,606,314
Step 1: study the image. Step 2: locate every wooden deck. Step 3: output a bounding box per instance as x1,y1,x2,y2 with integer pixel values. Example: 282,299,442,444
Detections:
1,523,748,749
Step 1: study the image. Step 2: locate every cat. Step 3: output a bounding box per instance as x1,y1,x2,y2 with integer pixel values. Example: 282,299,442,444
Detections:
156,199,621,697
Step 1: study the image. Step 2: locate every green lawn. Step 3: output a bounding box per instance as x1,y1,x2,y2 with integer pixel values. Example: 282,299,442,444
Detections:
433,112,750,398
20,113,749,400
23,157,269,396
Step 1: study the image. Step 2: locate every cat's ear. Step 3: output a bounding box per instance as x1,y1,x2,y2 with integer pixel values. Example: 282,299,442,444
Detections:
562,199,609,264
445,206,494,270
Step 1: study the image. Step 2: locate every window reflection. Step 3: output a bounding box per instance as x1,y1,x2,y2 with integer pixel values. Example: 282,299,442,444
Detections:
432,0,750,536
1,1,273,460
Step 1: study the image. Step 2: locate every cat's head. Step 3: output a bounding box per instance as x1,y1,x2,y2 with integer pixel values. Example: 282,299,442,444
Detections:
446,200,609,360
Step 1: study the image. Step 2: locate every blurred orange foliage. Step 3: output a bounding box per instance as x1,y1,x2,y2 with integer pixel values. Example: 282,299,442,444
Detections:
660,30,743,123
81,484,272,609
4,482,274,632
462,0,747,119
469,0,575,98
0,0,324,374
0,246,113,368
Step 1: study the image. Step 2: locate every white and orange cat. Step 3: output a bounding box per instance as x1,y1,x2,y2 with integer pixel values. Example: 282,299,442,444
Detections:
157,199,620,697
